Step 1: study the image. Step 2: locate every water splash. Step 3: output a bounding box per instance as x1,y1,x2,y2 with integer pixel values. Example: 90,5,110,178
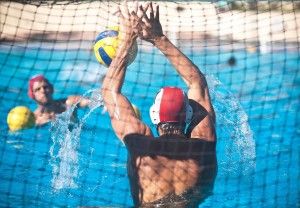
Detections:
49,89,103,191
207,75,256,176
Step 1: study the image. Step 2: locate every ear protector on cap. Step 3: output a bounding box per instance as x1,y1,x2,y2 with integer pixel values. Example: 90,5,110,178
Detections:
149,87,193,125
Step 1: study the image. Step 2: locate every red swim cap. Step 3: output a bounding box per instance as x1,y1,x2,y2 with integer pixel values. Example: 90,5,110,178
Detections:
149,87,193,125
28,75,52,99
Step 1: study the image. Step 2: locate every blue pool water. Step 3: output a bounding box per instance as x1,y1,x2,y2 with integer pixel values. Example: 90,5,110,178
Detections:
0,42,299,207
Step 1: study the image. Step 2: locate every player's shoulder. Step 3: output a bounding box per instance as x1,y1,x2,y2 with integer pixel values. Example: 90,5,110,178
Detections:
54,98,68,106
124,133,215,158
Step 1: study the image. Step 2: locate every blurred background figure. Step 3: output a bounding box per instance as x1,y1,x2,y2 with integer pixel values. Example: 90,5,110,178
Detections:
28,74,90,126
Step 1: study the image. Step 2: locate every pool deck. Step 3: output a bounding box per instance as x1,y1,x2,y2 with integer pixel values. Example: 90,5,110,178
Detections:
0,1,299,43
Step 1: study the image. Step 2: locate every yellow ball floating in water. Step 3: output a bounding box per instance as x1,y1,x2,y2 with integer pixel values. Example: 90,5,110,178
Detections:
93,26,138,67
7,106,35,132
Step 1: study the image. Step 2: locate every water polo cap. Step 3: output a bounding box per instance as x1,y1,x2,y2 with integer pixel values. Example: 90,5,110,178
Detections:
149,87,193,125
28,74,53,99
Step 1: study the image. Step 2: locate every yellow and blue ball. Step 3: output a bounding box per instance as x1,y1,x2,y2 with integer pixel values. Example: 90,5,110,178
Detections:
93,27,138,67
7,106,35,132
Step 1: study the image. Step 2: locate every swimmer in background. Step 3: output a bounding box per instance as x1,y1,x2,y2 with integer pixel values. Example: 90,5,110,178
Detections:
101,1,217,207
28,75,90,126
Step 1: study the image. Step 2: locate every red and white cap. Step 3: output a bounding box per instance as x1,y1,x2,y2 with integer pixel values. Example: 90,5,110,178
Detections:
28,74,52,99
149,87,193,125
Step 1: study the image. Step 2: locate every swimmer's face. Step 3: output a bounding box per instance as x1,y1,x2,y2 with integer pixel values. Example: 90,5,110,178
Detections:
32,80,53,104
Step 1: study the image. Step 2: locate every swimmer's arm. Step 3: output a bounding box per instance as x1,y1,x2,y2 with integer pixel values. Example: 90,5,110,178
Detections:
138,3,213,114
138,2,211,115
154,36,216,141
66,95,90,108
153,36,214,115
101,49,152,140
103,93,153,140
138,2,215,141
101,7,153,141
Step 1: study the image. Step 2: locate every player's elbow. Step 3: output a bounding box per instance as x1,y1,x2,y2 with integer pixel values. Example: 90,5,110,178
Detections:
101,86,121,109
188,71,207,89
101,86,110,104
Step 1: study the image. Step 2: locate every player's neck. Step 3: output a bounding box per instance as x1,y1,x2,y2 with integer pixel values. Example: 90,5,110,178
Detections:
37,100,57,112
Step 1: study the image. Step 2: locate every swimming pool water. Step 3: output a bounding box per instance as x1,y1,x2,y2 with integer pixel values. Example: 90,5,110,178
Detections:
0,42,299,207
